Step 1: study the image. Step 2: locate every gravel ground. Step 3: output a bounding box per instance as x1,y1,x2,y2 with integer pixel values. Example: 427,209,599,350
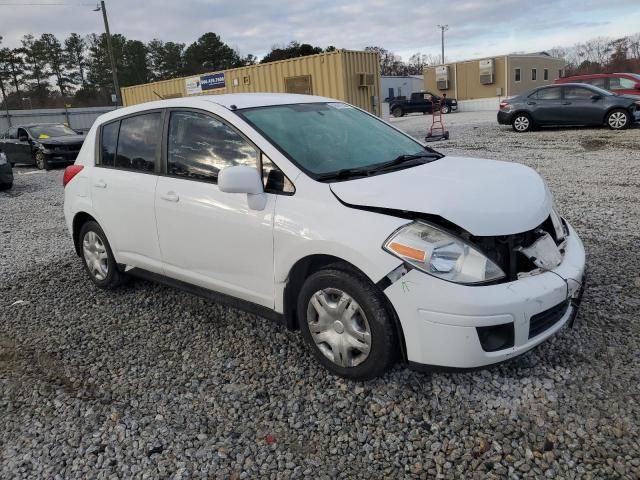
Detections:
1,112,639,479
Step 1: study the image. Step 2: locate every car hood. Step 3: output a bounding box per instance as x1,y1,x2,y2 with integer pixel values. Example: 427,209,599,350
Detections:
329,156,553,236
36,135,85,146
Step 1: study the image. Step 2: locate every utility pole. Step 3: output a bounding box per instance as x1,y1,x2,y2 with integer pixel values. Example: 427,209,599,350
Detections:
95,1,121,106
437,25,449,64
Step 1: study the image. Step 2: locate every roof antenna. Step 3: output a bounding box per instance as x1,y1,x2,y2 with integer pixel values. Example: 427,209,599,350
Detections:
230,104,237,111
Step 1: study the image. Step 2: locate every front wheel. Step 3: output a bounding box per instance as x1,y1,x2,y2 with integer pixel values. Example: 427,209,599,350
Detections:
441,104,451,114
297,268,397,380
79,221,126,289
606,109,630,130
512,113,532,132
35,151,49,170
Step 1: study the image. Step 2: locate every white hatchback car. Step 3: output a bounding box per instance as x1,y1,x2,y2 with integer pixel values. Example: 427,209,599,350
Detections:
64,93,586,380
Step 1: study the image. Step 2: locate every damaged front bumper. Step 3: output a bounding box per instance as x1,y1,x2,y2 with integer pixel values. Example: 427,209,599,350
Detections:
384,222,586,369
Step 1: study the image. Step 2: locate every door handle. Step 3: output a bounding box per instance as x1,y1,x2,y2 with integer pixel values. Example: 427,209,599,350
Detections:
562,101,571,105
94,180,107,189
527,101,536,105
160,192,179,202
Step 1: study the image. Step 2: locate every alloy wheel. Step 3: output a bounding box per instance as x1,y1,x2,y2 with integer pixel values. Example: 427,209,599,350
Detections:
608,112,627,129
514,116,530,132
306,288,372,368
82,230,109,281
441,105,450,114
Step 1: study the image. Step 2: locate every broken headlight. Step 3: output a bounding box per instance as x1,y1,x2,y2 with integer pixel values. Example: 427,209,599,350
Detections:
383,221,506,284
550,207,567,241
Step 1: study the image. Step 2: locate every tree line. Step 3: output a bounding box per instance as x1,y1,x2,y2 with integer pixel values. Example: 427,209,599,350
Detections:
1,30,639,110
0,33,338,109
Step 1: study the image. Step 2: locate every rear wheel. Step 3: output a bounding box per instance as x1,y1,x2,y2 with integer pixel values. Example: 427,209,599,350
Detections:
79,221,126,289
512,113,532,132
35,151,49,170
606,109,630,130
297,268,397,380
392,107,404,118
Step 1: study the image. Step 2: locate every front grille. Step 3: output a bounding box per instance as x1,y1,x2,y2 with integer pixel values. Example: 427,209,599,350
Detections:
528,300,569,339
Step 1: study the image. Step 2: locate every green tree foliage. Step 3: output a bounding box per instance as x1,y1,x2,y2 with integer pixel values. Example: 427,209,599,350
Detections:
183,33,243,75
148,39,185,81
65,33,87,87
260,42,324,64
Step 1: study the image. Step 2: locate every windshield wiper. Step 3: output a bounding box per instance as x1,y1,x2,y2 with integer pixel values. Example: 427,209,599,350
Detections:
315,151,442,182
371,151,442,172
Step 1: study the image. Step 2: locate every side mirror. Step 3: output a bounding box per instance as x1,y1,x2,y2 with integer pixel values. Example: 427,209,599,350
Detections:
591,94,602,100
218,165,266,211
19,135,29,142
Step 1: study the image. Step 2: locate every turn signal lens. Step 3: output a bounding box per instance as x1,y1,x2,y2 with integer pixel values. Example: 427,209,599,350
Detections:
63,165,84,187
388,242,426,262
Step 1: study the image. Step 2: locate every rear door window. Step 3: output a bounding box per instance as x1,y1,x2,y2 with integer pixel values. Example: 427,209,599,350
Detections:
584,78,606,89
115,113,162,172
536,87,561,100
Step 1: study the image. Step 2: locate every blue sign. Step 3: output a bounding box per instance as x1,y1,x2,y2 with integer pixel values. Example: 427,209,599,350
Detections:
200,72,225,90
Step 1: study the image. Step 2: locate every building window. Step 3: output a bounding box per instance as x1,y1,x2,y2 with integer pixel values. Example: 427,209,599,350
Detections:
531,68,537,81
544,69,549,81
514,68,521,82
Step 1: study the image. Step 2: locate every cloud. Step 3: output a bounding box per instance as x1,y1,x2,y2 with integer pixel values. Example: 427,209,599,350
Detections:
0,0,638,61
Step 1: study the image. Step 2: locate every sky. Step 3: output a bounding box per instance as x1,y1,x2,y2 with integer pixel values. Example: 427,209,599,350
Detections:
0,0,639,62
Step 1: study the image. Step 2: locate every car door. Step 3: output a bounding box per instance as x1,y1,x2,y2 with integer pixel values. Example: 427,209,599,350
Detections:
14,128,34,164
1,128,17,162
90,111,164,273
528,86,565,124
155,109,277,308
561,86,604,125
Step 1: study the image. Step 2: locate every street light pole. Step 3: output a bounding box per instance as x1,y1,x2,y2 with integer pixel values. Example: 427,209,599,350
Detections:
95,1,121,106
437,25,449,64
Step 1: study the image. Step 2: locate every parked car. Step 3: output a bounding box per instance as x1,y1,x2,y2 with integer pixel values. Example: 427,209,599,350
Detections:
64,93,585,380
498,83,640,132
389,91,458,117
0,150,13,190
555,73,640,96
0,123,85,170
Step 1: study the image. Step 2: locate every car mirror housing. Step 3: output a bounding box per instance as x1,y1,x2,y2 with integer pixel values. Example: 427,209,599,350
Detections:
218,165,267,211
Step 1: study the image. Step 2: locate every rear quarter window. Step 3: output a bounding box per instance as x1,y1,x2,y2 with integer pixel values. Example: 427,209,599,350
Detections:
100,122,119,167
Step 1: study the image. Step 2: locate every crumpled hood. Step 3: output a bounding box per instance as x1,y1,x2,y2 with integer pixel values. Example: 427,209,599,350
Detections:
330,156,553,236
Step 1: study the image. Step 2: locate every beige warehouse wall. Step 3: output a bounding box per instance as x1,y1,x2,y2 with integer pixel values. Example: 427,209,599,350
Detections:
121,50,381,115
424,65,456,97
507,56,565,96
455,57,506,100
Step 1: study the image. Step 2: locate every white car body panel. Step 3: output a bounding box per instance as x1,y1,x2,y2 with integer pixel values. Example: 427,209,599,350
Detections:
330,156,553,236
63,93,587,371
155,175,276,308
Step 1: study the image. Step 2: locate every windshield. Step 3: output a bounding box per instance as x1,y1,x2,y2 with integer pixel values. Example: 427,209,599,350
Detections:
237,103,437,178
28,124,77,139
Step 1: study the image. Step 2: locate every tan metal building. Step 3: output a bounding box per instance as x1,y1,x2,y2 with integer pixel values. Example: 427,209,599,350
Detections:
121,50,381,115
424,53,565,101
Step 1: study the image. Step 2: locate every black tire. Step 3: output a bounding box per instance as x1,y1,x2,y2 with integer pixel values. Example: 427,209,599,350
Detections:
605,109,631,130
79,220,126,289
35,151,49,170
0,182,12,191
297,267,397,380
441,104,451,114
391,107,404,118
512,113,533,132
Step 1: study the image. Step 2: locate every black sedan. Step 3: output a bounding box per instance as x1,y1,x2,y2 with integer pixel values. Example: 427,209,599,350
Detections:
0,123,85,170
497,83,640,132
0,150,12,190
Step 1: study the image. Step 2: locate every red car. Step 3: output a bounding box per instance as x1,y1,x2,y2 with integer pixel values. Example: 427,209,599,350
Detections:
555,73,640,96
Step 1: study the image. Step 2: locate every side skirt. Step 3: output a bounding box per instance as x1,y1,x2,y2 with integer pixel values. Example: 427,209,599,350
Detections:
127,268,285,326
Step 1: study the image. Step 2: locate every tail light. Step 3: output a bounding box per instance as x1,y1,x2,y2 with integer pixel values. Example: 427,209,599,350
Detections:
63,165,84,187
499,101,510,110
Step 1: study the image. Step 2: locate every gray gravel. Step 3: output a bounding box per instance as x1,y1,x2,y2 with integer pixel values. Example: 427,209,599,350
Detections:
1,112,640,479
